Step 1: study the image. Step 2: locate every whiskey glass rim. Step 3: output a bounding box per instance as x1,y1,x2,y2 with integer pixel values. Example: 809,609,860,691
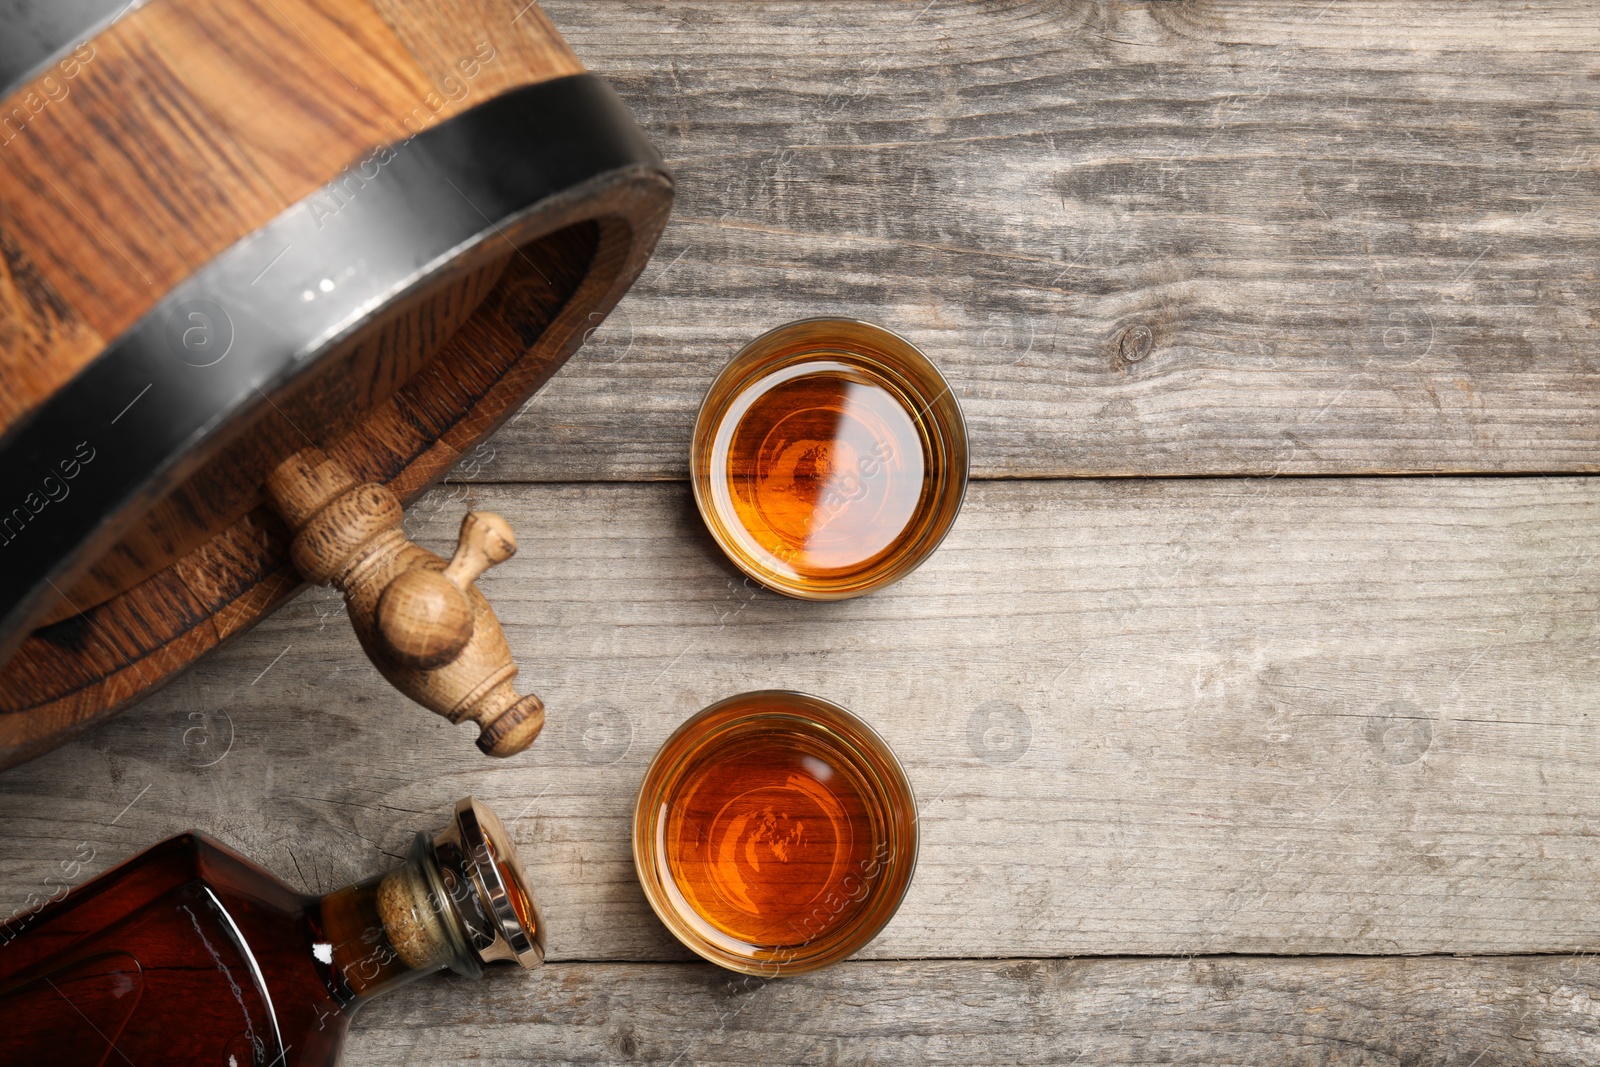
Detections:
689,317,969,600
632,689,920,977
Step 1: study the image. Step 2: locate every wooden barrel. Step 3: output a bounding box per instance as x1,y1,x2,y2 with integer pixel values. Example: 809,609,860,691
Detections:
0,0,673,768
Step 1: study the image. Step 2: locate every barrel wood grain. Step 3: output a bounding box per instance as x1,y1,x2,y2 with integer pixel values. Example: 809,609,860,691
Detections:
474,0,1600,481
136,0,438,196
3,477,1596,960
0,13,286,343
372,0,585,96
344,956,1600,1066
0,231,103,429
0,0,587,427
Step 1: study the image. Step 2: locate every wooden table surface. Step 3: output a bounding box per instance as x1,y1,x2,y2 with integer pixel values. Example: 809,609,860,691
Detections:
4,1,1599,1063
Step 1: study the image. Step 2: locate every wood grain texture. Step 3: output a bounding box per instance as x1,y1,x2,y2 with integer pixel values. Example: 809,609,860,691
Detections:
372,0,585,97
0,0,1592,1054
0,160,673,762
342,955,1600,1066
477,0,1600,481
0,0,586,425
0,0,448,345
136,0,439,196
3,477,1596,960
0,12,285,342
0,232,104,429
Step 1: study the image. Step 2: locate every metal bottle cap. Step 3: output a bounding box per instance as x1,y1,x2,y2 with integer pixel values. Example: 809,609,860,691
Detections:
431,796,546,968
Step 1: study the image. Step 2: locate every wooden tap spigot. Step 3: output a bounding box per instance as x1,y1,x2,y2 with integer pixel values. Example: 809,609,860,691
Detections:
265,448,544,757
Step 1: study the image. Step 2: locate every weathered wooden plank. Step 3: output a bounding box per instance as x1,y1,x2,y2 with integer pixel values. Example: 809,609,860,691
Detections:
344,955,1600,1066
3,476,1597,959
461,0,1600,481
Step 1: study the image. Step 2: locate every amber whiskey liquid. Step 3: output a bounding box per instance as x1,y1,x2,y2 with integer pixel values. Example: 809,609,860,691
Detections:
692,319,967,599
634,691,918,975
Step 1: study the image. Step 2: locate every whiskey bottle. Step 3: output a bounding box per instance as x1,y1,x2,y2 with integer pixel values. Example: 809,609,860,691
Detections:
0,797,542,1066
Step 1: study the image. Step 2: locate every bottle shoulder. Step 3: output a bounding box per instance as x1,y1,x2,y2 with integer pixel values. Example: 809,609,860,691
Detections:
0,831,348,1067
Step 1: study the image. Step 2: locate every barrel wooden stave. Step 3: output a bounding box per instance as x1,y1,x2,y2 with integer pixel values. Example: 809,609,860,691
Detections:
0,0,673,767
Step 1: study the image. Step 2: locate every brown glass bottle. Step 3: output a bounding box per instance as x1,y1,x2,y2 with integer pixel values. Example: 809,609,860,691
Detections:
0,798,542,1067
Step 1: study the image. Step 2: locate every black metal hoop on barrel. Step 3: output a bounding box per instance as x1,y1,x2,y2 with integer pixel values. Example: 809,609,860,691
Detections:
0,73,668,648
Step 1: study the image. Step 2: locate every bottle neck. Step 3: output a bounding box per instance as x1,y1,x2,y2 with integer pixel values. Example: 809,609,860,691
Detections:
315,832,483,1009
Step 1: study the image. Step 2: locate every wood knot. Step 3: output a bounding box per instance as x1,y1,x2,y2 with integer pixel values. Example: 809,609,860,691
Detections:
1116,323,1154,365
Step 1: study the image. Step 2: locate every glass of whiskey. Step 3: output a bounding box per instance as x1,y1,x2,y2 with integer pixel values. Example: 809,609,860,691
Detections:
691,318,968,599
632,690,919,976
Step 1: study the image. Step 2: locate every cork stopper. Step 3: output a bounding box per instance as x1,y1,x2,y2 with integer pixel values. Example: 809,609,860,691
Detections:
376,796,546,974
376,863,452,971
